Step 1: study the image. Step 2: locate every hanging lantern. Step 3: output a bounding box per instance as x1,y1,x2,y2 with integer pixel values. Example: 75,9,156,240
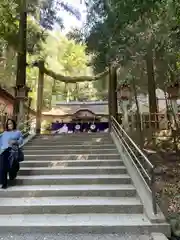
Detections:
167,83,179,99
117,83,131,101
14,85,30,100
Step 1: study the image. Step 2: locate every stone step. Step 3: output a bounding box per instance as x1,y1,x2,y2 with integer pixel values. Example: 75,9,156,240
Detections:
34,138,112,142
23,149,118,155
37,134,110,139
0,233,153,240
31,137,113,144
20,160,124,167
0,197,143,214
24,144,116,150
0,133,170,237
18,166,127,175
33,135,111,139
0,214,169,234
15,174,131,185
24,154,121,160
30,141,114,146
40,133,110,136
0,184,136,198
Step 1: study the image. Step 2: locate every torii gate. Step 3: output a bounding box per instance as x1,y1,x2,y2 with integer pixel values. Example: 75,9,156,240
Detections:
34,60,118,134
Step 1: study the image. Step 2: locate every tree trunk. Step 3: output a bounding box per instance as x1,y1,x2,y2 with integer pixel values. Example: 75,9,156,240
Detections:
146,47,158,128
168,67,179,130
164,89,178,152
108,65,117,125
132,77,144,148
14,0,27,118
36,61,44,134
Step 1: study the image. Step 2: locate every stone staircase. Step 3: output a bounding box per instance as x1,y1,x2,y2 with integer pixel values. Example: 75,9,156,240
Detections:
0,133,170,236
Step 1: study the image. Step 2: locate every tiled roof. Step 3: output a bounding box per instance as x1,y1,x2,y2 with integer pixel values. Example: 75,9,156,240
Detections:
42,102,109,116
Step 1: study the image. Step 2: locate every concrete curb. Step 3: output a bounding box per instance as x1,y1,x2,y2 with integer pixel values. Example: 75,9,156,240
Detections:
151,233,169,240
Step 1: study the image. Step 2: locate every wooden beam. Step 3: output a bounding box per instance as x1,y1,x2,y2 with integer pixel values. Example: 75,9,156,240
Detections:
32,61,108,83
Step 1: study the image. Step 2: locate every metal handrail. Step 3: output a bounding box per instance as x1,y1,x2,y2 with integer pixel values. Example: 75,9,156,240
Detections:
19,117,36,137
111,116,157,215
18,117,36,135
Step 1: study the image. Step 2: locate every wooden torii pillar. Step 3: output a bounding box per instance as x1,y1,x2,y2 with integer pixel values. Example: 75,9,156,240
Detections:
34,61,109,134
36,60,44,134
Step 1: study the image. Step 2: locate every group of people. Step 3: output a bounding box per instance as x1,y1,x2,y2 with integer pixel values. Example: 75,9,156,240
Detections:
0,119,23,189
51,121,109,134
54,123,99,134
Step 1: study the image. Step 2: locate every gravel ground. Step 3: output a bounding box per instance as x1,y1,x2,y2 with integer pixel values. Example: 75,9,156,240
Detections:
0,234,152,240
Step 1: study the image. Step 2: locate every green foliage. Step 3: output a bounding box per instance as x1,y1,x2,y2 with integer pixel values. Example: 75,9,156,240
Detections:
0,0,18,46
0,0,44,52
0,0,86,109
40,33,98,106
83,0,180,95
39,0,80,30
15,33,98,110
0,0,80,53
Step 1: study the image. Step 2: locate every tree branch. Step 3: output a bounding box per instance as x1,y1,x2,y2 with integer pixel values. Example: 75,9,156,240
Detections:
33,61,108,83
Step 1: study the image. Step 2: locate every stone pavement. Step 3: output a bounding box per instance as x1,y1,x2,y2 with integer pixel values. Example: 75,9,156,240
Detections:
0,233,152,240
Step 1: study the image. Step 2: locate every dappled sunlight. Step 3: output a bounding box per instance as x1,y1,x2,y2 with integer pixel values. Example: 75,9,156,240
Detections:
82,141,93,145
41,136,50,140
79,138,104,145
95,138,103,143
63,155,75,161
55,154,92,161
48,161,69,168
76,154,89,161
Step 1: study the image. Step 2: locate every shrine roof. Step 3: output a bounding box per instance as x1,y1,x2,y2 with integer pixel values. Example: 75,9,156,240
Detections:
43,101,109,116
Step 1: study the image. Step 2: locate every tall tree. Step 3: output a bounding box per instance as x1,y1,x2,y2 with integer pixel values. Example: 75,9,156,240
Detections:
0,0,81,116
81,0,180,119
